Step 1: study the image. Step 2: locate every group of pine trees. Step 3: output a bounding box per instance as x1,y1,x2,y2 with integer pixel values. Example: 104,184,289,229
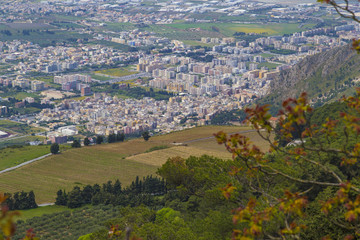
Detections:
3,191,37,210
83,132,125,146
107,132,125,143
55,176,166,209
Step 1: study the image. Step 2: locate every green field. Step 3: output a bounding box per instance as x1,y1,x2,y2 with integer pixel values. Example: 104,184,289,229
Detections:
0,126,270,204
94,68,138,77
0,136,45,149
162,22,307,37
0,90,39,100
258,62,280,70
0,145,50,171
16,205,69,221
0,22,91,47
89,73,113,81
0,120,43,135
31,76,59,88
0,22,52,30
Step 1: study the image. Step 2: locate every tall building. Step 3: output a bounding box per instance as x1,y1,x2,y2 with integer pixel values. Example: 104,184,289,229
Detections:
31,80,45,91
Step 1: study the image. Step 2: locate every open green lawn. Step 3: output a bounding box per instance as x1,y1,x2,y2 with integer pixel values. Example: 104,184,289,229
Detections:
89,73,113,81
258,62,280,70
0,126,271,204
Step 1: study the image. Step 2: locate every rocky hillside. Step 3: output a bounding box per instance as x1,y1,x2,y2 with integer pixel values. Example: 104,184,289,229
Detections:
261,44,360,114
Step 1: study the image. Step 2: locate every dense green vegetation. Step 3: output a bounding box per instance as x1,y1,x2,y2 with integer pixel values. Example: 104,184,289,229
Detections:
55,176,166,209
4,191,37,211
92,84,174,101
210,109,246,125
145,145,170,153
269,48,297,55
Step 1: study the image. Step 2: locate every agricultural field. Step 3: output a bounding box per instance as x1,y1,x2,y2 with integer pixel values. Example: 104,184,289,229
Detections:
0,22,52,31
14,204,122,240
0,125,269,204
0,22,91,47
0,145,50,171
0,120,43,135
94,67,138,78
0,136,45,149
160,22,308,38
0,147,158,203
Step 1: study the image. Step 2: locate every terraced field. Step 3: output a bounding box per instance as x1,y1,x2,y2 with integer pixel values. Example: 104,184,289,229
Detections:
0,126,270,203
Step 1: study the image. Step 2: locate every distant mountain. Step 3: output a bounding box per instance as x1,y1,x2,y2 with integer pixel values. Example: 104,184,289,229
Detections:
260,44,360,115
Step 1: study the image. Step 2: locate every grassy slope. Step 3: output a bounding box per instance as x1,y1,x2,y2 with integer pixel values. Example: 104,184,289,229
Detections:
0,145,50,171
0,126,267,203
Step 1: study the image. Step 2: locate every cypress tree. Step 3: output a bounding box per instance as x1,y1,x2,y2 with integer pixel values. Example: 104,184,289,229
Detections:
55,190,67,206
81,185,94,204
67,186,83,208
28,191,38,209
113,179,122,195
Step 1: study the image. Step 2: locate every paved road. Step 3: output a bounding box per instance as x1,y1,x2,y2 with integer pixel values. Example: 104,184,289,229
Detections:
182,129,256,144
0,153,52,174
38,203,55,207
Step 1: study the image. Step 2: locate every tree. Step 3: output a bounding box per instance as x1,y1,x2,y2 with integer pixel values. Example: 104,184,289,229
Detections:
55,190,68,206
84,137,90,146
108,133,116,143
96,136,103,145
215,89,360,239
67,186,83,209
117,133,125,142
27,191,37,209
71,140,81,148
142,131,151,141
50,143,60,154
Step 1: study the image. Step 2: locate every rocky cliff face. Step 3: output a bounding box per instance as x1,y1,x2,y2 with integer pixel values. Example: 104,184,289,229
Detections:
269,44,356,99
261,44,360,114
